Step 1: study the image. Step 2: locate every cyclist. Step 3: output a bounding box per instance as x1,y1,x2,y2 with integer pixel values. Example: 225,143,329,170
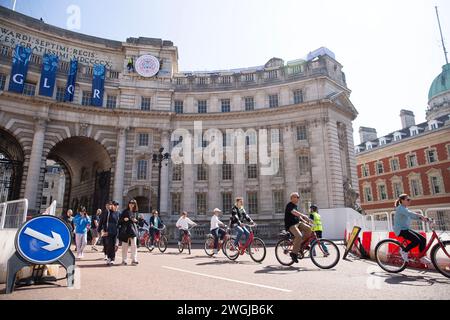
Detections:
394,194,431,264
309,204,329,257
230,197,254,250
136,214,149,248
210,208,227,254
284,192,313,263
176,211,197,246
149,210,164,250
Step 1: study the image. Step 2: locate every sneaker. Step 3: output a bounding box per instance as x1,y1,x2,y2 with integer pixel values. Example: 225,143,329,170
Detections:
122,261,128,265
290,252,299,263
132,260,139,265
420,256,432,265
177,241,181,246
150,245,155,250
107,258,112,265
324,252,330,257
400,250,409,262
104,255,108,261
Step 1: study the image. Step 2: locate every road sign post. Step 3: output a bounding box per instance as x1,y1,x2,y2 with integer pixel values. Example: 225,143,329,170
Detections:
6,215,75,294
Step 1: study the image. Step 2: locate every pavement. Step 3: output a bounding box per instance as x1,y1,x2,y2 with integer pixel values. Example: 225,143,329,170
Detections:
1,244,449,300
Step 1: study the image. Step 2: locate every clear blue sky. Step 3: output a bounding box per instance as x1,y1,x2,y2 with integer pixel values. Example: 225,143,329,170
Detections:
1,0,449,144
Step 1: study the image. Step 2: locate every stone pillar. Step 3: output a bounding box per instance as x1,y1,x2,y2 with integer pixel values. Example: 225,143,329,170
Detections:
24,118,47,213
233,164,245,201
208,164,220,213
113,127,127,205
183,139,195,214
282,125,297,202
160,130,170,215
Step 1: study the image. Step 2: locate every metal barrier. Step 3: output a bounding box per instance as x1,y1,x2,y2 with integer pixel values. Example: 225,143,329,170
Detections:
424,207,450,232
0,199,28,229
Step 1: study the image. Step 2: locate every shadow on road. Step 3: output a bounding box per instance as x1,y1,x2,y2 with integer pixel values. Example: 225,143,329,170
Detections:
196,259,256,266
370,271,450,286
254,265,336,274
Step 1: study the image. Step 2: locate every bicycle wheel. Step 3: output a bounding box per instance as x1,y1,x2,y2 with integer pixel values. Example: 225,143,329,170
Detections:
178,241,184,253
158,236,168,253
188,240,191,255
249,237,266,263
145,238,152,252
223,238,239,261
204,236,215,257
310,239,340,269
275,239,295,266
375,239,407,273
431,241,450,278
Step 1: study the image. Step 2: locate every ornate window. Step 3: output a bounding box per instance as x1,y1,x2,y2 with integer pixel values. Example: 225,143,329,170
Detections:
273,190,284,214
269,94,279,108
296,125,307,141
407,153,418,168
426,149,438,164
141,97,151,111
222,193,233,215
244,97,255,111
137,160,148,180
171,193,181,215
408,173,423,198
427,169,444,195
247,191,258,215
196,193,207,215
390,158,400,172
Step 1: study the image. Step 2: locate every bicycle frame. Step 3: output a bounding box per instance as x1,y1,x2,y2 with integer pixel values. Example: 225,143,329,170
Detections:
235,224,255,255
401,229,450,259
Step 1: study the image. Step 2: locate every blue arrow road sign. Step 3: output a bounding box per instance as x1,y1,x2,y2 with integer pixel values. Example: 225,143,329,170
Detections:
16,215,72,264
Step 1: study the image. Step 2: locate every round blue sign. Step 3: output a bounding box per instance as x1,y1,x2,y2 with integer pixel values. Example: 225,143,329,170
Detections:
16,215,72,264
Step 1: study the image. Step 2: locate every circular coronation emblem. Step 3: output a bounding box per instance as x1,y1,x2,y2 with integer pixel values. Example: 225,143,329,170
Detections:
135,54,160,78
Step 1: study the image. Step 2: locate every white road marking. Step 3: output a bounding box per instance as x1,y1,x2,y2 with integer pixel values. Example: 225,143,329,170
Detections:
162,265,292,293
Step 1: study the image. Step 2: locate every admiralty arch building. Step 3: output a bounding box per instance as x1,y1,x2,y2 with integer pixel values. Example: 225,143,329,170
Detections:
0,7,358,231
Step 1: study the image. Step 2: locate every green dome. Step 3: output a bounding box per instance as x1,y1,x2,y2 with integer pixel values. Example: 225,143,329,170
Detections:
429,63,450,101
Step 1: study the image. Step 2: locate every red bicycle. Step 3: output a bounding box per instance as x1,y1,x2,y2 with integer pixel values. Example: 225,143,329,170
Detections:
178,225,197,255
375,219,450,278
138,226,168,253
222,223,266,263
204,227,231,256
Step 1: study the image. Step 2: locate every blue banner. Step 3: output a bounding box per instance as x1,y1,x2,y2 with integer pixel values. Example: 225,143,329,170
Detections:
38,53,59,97
64,59,78,102
91,64,106,107
8,45,32,94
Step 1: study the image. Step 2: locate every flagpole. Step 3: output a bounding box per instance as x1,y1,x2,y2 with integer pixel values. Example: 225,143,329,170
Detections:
435,6,449,65
12,0,17,11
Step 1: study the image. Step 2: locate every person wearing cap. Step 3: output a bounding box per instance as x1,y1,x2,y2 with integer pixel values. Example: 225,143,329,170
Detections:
284,192,313,263
176,211,197,246
97,200,120,265
309,205,329,257
210,208,227,255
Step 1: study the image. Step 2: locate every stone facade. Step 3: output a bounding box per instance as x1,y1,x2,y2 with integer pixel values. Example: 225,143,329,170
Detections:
0,7,358,227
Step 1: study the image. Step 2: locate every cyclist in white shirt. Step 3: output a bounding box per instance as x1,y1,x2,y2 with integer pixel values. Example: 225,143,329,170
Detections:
176,211,197,246
210,208,226,254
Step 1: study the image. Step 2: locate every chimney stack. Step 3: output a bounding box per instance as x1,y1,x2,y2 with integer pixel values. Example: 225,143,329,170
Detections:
400,109,415,129
359,127,377,144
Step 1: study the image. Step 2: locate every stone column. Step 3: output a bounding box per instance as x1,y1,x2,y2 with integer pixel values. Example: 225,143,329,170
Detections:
282,125,297,202
183,136,195,214
208,164,220,213
113,127,127,204
233,164,245,201
24,118,47,213
160,130,170,215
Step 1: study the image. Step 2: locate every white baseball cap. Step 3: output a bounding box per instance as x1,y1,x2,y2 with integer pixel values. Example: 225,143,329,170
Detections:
213,208,222,213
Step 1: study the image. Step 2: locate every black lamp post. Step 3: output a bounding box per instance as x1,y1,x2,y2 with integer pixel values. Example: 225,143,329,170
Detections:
152,147,170,213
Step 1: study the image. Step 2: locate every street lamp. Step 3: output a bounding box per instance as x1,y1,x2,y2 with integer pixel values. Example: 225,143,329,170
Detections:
152,147,170,213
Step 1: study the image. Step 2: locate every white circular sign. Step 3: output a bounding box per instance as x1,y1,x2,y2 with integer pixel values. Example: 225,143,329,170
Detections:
135,54,160,78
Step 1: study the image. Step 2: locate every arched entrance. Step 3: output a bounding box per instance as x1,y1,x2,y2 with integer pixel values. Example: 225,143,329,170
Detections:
0,129,24,202
126,185,153,215
45,137,112,214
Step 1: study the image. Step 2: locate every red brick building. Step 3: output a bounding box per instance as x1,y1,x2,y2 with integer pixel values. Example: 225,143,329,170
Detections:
356,63,450,214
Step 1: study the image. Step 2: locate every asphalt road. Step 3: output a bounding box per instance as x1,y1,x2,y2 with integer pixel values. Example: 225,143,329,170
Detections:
1,244,449,300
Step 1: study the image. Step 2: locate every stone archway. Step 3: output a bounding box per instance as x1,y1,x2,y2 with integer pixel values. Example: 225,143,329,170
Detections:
126,185,153,214
46,137,112,214
0,128,24,202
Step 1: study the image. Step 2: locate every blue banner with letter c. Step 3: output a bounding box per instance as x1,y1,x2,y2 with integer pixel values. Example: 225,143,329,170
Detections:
8,45,32,94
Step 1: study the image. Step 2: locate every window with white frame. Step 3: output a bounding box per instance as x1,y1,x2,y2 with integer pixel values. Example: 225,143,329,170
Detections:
393,132,402,141
363,186,373,202
377,184,388,201
269,94,279,108
137,160,148,180
244,97,254,111
428,174,443,195
298,155,310,175
293,90,303,104
409,178,422,197
376,161,384,175
273,190,284,214
296,125,307,141
362,164,369,177
221,99,231,113
197,164,208,181
174,100,184,114
138,133,149,146
172,164,182,181
390,158,400,172
141,97,151,111
171,193,181,215
407,154,418,168
247,191,258,215
379,138,387,146
247,164,258,179
392,181,403,198
198,100,207,113
366,142,373,150
196,193,207,215
429,121,439,130
23,82,36,96
222,193,233,215
409,127,419,136
82,91,92,106
106,95,117,109
427,149,438,164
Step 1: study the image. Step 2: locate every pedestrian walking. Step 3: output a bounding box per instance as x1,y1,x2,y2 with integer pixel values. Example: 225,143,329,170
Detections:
119,199,139,265
97,200,120,265
73,207,91,259
90,209,101,251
